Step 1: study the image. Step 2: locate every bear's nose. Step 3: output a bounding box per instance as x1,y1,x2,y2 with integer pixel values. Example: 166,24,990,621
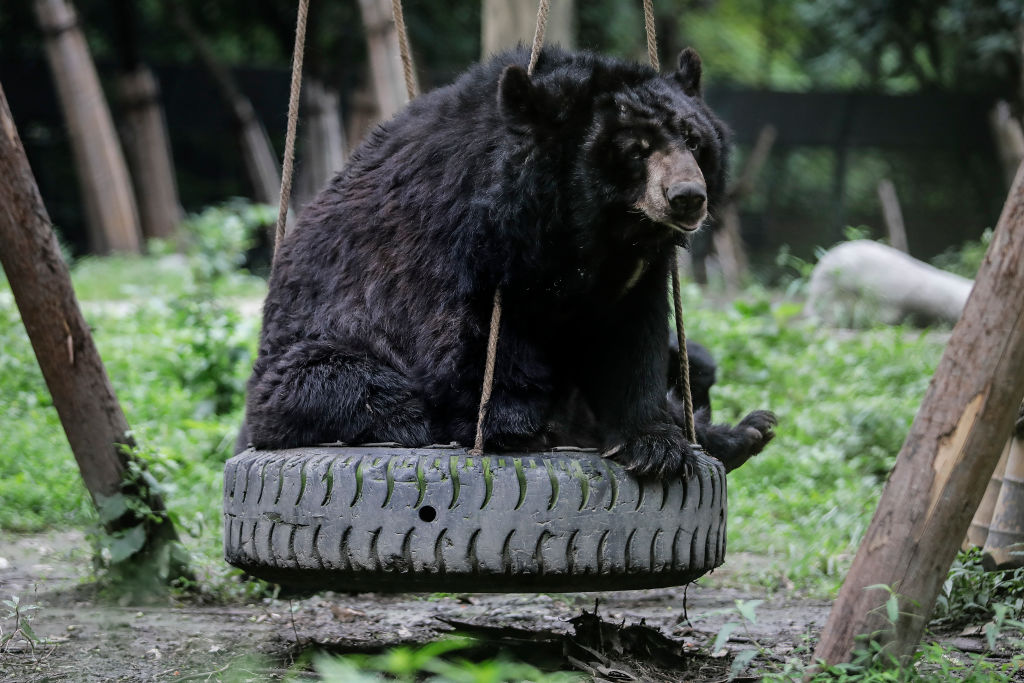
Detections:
666,182,706,216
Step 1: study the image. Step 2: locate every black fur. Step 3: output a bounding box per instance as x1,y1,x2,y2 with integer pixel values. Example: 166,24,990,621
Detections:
669,340,776,472
241,46,768,477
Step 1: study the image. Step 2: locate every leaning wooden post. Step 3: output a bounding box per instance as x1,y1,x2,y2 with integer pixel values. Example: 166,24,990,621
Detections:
813,164,1024,667
0,81,188,586
34,0,141,254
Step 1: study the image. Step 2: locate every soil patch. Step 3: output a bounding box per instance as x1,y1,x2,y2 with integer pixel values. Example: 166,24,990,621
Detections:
0,532,830,681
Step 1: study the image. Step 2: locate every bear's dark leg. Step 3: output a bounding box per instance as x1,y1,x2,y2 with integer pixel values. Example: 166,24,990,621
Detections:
668,393,776,473
245,338,431,450
576,256,701,478
443,325,554,450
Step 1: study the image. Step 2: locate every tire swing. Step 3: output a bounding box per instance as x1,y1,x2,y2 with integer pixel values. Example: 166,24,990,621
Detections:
223,0,727,592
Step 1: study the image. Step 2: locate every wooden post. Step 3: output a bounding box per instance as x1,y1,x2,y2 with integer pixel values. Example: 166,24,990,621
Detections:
990,101,1024,190
35,0,141,254
117,66,183,241
357,0,415,122
481,0,575,57
877,179,909,254
172,3,281,209
0,80,186,583
964,440,1011,550
982,404,1024,570
813,164,1024,667
296,76,347,209
712,124,776,290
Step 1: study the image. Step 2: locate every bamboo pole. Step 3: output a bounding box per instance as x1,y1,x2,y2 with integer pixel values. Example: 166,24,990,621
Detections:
813,163,1024,667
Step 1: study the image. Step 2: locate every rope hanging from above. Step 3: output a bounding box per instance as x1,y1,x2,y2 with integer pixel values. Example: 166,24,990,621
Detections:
641,0,697,443
273,0,310,251
391,0,418,101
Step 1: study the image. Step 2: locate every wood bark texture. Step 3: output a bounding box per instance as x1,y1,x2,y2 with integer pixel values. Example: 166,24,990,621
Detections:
35,0,141,254
0,80,132,502
117,65,183,240
481,0,575,58
813,164,1024,666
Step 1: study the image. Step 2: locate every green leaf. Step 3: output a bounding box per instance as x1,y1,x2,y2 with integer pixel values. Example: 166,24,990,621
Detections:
19,620,37,643
107,525,147,563
736,599,763,624
730,648,758,678
714,621,740,652
95,493,129,524
885,595,899,624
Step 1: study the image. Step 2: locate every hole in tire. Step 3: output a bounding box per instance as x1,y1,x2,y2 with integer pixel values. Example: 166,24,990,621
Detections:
418,505,437,523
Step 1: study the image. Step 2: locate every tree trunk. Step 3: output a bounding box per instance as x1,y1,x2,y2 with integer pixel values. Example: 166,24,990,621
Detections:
0,80,187,586
172,3,281,210
481,0,575,57
295,77,347,210
813,164,1024,668
35,0,141,254
117,66,183,241
877,179,908,254
357,0,416,122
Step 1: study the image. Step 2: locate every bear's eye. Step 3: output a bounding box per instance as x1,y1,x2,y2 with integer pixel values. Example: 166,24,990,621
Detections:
639,138,650,151
686,134,701,152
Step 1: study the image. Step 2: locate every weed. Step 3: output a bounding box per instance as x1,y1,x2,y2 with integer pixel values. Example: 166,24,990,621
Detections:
0,595,40,655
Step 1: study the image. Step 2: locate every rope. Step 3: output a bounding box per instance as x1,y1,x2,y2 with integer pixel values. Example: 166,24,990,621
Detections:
672,252,697,442
642,0,696,443
471,1,551,454
642,0,659,71
391,0,418,100
527,0,551,76
471,289,504,455
274,0,310,250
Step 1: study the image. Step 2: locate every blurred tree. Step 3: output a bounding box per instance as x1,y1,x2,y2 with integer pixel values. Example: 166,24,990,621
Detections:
34,0,142,254
797,0,1024,98
112,0,183,241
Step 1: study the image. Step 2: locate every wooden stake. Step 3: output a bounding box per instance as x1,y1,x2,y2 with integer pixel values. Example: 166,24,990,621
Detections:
117,65,183,241
357,0,414,121
877,179,909,254
35,0,141,254
0,79,186,580
982,405,1024,570
813,164,1024,667
964,439,1011,550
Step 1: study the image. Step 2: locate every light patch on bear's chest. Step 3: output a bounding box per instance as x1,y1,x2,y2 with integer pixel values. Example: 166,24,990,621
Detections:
617,258,648,298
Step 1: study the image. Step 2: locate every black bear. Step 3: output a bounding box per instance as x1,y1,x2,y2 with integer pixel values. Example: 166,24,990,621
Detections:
241,45,775,477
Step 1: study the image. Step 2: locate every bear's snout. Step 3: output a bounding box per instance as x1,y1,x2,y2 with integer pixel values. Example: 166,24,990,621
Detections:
666,182,706,222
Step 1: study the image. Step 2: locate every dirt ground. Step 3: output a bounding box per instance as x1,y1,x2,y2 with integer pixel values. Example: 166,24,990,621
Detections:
0,530,831,682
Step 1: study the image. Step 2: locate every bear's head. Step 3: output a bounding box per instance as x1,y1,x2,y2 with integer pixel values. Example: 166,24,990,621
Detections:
498,47,729,247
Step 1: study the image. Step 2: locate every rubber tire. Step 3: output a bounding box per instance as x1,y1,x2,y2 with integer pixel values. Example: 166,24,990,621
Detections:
223,445,727,592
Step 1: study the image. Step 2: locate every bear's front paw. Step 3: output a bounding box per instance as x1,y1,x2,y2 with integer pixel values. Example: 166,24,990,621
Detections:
737,410,777,457
482,392,548,450
604,422,702,479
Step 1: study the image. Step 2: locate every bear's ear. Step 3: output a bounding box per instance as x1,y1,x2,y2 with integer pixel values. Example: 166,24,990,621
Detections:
498,64,551,127
674,47,703,97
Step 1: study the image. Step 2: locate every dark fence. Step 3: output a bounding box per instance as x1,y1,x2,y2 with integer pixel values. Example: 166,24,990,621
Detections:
1,58,1006,262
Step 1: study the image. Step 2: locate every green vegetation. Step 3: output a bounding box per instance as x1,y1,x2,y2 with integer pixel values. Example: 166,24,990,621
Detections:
3,215,1022,676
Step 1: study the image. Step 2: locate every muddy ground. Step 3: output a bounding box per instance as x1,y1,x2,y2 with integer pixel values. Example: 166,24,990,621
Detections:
0,530,834,682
